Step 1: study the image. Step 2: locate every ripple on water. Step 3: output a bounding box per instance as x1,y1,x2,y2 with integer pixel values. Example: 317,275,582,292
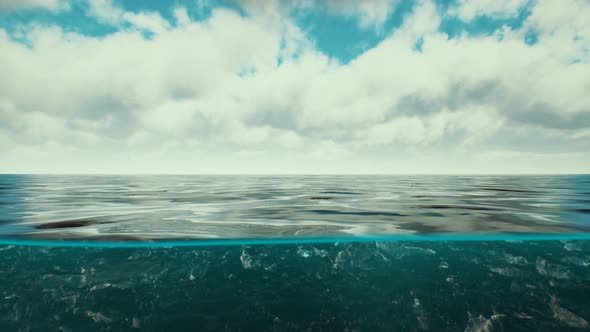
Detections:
0,175,589,241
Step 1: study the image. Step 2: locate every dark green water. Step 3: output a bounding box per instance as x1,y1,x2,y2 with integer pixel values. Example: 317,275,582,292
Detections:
1,240,589,331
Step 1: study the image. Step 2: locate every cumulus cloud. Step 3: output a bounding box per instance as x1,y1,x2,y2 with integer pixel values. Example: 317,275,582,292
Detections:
0,0,70,12
524,0,590,63
450,0,530,21
308,0,401,30
88,0,171,34
0,0,589,173
237,0,400,30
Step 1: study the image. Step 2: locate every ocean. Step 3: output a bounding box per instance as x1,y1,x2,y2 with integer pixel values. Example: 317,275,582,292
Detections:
0,175,589,330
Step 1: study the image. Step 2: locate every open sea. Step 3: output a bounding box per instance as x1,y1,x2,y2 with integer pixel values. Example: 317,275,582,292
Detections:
0,175,589,331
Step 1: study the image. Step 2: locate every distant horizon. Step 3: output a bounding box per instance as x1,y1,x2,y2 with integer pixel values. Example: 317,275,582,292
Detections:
1,172,589,176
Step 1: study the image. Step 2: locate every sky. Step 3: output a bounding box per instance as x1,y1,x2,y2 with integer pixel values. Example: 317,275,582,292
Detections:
0,0,589,174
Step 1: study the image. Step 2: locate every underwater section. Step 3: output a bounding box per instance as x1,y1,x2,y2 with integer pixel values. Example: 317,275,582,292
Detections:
0,240,589,331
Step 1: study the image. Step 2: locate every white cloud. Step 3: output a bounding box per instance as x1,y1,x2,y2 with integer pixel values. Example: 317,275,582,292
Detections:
122,12,172,34
524,0,590,63
237,0,400,30
394,0,441,41
173,7,191,27
0,0,589,173
0,0,69,12
451,0,529,21
322,0,401,30
88,0,171,34
87,0,123,25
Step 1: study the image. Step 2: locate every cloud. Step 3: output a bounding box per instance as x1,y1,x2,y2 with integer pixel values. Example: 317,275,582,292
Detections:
0,0,70,12
524,0,590,63
88,0,171,34
316,0,401,30
450,0,530,21
0,0,589,173
236,0,400,30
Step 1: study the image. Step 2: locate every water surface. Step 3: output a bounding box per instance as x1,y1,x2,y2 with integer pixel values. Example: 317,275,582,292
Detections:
0,175,589,242
1,175,590,330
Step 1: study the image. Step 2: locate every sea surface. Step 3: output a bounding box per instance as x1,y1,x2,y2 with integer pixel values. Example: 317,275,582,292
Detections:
0,174,589,241
0,175,589,331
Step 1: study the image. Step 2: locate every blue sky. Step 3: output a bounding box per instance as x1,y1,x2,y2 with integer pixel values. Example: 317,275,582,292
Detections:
0,0,589,174
0,0,538,62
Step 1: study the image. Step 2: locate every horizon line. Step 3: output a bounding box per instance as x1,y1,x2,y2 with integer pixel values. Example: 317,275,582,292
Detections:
1,173,588,176
2,233,590,248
